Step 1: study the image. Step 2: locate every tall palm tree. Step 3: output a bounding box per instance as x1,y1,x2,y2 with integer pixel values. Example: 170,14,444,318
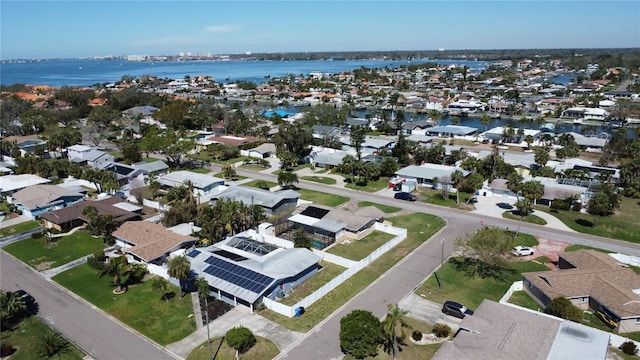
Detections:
167,255,191,297
451,169,465,205
151,277,170,301
480,114,491,131
383,304,410,360
98,255,131,292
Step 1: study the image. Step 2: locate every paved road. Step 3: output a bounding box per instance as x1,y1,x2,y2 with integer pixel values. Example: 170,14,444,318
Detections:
236,169,640,359
0,251,178,360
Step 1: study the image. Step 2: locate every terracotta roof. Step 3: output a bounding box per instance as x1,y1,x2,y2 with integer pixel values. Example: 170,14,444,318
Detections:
113,221,198,262
523,250,640,318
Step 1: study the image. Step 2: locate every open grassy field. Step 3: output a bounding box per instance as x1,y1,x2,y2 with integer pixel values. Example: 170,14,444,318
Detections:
357,202,401,214
3,230,105,271
415,257,549,310
258,213,445,332
0,316,85,360
186,336,280,360
296,189,349,207
326,231,397,261
301,175,337,185
344,178,389,192
534,196,640,243
53,266,194,346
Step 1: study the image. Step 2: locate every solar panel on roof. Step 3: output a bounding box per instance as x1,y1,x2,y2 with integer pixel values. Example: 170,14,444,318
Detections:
300,206,330,219
202,256,274,294
187,249,201,258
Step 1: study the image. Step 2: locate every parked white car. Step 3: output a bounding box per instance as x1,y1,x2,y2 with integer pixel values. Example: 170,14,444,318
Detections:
511,246,535,256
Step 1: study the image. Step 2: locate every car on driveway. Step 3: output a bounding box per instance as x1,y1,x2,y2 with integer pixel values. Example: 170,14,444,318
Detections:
497,202,514,209
442,300,474,319
13,289,35,306
394,192,417,201
511,246,535,256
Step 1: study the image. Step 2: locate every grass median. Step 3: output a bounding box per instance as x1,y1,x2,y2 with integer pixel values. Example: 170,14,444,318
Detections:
53,265,195,346
186,336,279,360
257,213,445,332
3,230,105,271
357,201,401,214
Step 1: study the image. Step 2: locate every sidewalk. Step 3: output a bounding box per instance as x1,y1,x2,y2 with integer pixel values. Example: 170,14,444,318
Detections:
0,214,32,229
165,307,304,359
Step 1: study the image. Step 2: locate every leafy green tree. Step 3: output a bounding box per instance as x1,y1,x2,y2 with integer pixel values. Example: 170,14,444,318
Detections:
120,142,142,164
506,172,523,195
47,129,82,155
226,326,256,356
167,255,191,297
424,143,445,164
153,101,191,128
98,255,131,292
34,332,71,359
545,297,582,322
587,183,621,227
379,156,400,177
82,168,118,194
293,228,312,249
273,123,313,161
458,226,515,279
151,276,170,301
340,309,385,359
222,164,237,179
382,304,410,360
461,173,484,204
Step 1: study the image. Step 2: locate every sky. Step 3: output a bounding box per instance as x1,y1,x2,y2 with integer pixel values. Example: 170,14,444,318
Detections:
1,1,639,60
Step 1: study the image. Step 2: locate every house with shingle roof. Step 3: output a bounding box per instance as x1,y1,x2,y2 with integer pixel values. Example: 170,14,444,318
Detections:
522,249,640,334
67,145,114,168
9,185,84,219
113,221,199,264
40,196,141,231
156,170,225,197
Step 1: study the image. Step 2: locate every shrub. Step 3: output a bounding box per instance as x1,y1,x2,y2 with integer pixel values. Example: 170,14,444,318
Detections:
620,341,638,356
550,199,571,210
411,330,423,341
31,231,43,239
432,323,451,338
545,297,582,322
226,326,256,354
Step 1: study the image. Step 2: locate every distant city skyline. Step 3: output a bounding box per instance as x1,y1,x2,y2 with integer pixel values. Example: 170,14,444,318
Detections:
1,1,639,60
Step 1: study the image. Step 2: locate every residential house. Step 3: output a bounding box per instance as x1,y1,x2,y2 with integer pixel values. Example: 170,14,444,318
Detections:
211,186,299,216
67,145,115,168
401,120,432,135
339,136,394,155
40,196,141,231
395,164,469,188
2,135,47,156
188,234,321,310
0,174,51,196
565,132,609,150
286,204,379,249
156,171,226,197
433,299,610,360
9,185,84,219
426,125,478,138
311,125,342,140
523,250,640,334
308,148,353,169
113,221,199,265
244,143,277,159
561,107,608,121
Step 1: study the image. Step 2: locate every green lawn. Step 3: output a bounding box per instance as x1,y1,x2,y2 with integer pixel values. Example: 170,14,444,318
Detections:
53,266,195,346
186,336,280,360
502,211,548,225
243,180,278,189
514,233,539,247
343,317,444,360
419,189,474,208
534,196,640,243
358,201,401,214
3,231,105,271
565,244,611,253
415,257,549,310
0,220,41,237
326,231,396,261
344,178,389,192
239,164,269,171
301,175,337,185
280,261,346,306
0,316,85,360
258,213,445,332
296,189,349,207
212,172,248,181
508,291,542,311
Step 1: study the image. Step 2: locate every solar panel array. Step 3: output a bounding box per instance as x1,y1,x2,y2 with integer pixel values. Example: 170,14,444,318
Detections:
203,256,274,294
187,249,201,258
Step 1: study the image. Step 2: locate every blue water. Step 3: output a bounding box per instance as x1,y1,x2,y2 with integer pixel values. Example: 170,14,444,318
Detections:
0,58,488,87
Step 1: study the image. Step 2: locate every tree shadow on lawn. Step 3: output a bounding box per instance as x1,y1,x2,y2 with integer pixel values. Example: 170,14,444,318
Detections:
448,257,516,282
160,291,176,301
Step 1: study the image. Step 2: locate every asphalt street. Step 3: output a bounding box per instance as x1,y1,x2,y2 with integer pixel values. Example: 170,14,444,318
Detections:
0,251,178,360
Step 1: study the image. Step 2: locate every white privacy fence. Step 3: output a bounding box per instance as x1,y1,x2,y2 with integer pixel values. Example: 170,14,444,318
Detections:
262,222,407,317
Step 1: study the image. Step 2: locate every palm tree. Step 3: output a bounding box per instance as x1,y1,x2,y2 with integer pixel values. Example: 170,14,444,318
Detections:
167,255,191,297
451,169,465,205
151,277,170,301
480,114,491,131
1,291,26,329
35,332,71,359
382,304,410,360
98,255,131,293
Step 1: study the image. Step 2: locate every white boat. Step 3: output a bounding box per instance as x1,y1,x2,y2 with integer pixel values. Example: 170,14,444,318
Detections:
573,118,583,125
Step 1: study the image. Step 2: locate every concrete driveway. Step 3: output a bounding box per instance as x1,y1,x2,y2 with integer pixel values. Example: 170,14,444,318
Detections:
399,293,463,331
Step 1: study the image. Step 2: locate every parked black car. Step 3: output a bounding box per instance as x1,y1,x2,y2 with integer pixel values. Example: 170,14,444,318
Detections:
442,300,474,319
394,192,417,201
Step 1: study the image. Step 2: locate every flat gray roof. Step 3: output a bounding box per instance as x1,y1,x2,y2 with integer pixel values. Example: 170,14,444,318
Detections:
395,164,469,181
215,186,299,209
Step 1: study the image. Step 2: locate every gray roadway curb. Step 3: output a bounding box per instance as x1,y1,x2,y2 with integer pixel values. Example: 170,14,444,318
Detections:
0,250,183,360
274,218,450,360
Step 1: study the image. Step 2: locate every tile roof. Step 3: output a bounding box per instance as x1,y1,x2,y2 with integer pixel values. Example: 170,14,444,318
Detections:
40,196,140,225
113,221,198,262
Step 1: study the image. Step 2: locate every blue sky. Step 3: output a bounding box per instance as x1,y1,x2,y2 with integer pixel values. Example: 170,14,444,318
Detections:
1,1,639,59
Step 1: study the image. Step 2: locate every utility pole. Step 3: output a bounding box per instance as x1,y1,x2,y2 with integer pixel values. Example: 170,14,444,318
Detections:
440,238,445,268
204,295,211,360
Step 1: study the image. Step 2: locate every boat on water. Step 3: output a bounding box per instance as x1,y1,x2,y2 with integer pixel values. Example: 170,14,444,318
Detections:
489,113,501,119
573,118,583,125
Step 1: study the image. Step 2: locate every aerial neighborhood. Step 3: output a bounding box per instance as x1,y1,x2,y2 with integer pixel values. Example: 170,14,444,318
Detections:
2,48,640,359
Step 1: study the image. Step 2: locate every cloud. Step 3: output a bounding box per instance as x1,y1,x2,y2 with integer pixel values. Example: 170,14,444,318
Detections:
203,24,241,33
